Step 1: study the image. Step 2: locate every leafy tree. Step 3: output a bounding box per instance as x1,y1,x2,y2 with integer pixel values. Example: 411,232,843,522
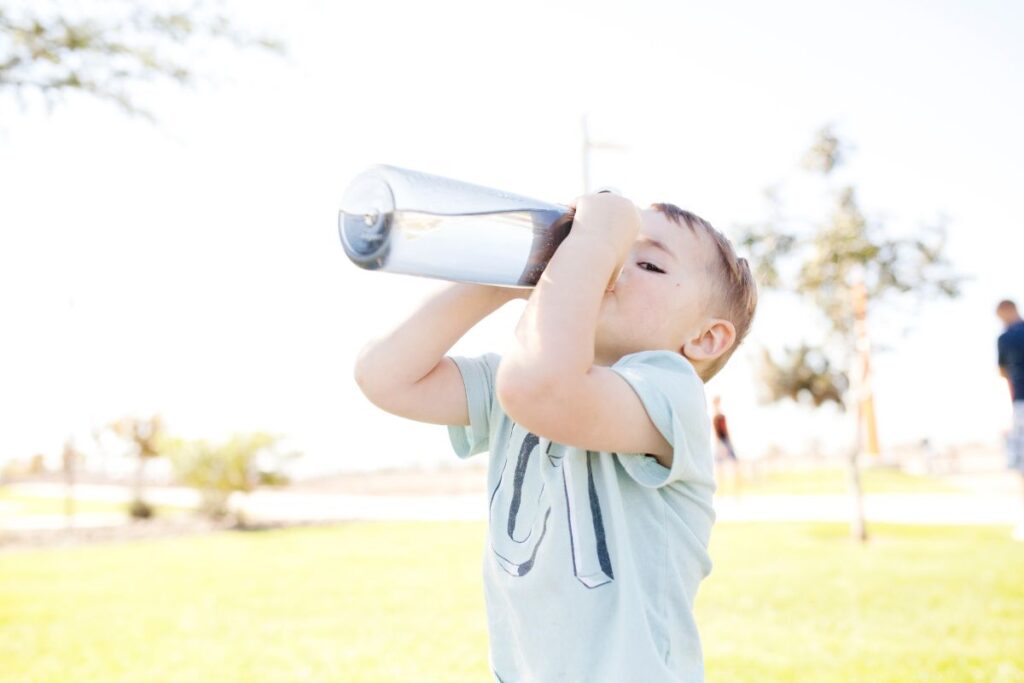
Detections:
0,1,282,119
167,432,298,527
739,126,962,541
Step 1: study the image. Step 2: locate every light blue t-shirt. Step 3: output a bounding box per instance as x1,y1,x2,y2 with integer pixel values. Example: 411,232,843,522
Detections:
447,349,716,683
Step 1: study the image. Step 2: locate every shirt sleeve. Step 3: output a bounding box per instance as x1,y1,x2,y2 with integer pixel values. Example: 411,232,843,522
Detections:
609,350,715,489
446,352,502,459
999,334,1007,369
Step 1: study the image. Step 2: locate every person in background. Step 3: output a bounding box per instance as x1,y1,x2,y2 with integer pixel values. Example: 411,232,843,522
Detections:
712,395,740,494
996,299,1024,541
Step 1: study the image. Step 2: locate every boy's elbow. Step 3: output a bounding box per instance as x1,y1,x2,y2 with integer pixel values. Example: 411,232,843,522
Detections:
496,388,545,437
353,363,402,415
496,362,565,431
353,361,381,405
495,358,534,412
353,346,388,403
496,380,528,423
352,351,372,392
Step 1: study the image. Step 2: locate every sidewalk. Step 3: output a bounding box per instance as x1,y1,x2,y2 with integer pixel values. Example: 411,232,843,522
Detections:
714,492,1021,525
3,481,1021,530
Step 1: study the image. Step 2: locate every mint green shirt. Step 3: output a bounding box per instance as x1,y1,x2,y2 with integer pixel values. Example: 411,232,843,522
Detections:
447,349,716,682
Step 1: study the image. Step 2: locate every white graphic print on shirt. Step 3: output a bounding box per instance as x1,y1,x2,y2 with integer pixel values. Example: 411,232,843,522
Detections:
487,421,614,588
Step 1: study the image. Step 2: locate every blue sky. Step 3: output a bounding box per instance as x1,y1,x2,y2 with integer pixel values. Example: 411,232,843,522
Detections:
1,0,1022,473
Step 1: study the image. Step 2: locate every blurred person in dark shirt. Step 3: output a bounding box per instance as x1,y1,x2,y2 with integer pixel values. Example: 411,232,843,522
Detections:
996,299,1024,540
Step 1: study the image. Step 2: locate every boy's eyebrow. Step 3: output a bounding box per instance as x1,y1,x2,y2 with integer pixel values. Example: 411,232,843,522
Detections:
637,236,679,262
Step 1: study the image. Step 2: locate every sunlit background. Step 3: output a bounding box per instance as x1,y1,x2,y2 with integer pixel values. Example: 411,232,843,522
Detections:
3,0,1022,474
2,1,1023,681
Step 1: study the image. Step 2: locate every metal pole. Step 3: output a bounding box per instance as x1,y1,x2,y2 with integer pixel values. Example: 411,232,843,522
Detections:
581,114,625,195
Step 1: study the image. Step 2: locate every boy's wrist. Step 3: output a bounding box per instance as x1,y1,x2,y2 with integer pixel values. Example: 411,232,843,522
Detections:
564,230,623,261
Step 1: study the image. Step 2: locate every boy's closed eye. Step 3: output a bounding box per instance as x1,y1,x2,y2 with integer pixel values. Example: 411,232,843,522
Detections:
637,261,666,274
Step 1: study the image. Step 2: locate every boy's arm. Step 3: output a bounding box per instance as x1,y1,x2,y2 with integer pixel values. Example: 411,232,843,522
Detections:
495,194,675,465
354,282,523,426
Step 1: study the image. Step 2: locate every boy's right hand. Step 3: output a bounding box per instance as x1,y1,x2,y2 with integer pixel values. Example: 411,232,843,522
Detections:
569,193,642,263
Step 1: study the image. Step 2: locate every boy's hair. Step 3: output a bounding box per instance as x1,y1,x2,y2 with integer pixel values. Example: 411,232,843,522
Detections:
650,203,758,382
997,299,1017,313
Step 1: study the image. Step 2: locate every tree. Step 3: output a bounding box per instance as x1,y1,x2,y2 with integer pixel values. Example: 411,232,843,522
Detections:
111,414,165,519
739,126,962,541
0,1,282,120
61,437,85,528
167,432,298,527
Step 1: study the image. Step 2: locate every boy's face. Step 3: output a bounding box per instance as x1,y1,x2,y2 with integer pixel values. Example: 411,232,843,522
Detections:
594,209,716,366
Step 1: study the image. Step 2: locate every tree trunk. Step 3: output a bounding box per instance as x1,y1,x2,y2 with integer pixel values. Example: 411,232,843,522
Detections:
847,281,871,542
235,491,249,529
847,401,869,542
133,456,146,506
846,446,868,542
63,443,76,530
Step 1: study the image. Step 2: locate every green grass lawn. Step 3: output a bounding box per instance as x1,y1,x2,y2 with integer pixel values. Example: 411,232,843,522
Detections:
1,521,1022,682
715,465,958,496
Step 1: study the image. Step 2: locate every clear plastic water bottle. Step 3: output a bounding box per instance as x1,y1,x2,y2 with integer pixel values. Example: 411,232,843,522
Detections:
338,165,575,288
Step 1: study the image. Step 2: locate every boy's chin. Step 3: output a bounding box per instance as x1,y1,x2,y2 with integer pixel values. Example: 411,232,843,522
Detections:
593,334,629,366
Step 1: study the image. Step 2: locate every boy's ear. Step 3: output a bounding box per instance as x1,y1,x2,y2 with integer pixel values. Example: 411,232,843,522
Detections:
681,319,736,363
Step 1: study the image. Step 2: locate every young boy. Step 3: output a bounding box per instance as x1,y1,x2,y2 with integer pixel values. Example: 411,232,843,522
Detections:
354,193,758,681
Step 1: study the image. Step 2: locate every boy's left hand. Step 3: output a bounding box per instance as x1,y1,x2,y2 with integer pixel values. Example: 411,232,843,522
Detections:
570,193,642,265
